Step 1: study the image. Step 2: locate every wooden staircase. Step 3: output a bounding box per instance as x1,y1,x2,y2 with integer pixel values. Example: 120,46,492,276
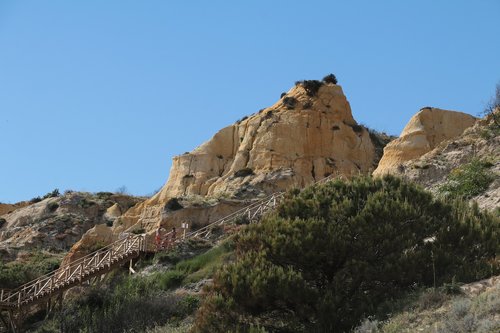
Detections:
0,175,335,332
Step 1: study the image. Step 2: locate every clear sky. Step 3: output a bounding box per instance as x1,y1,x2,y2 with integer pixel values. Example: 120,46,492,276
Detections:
0,1,499,203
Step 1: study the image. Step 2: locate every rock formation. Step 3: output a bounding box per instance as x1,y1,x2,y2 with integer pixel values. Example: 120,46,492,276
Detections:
159,82,378,199
393,109,499,210
373,107,477,176
65,81,388,262
0,191,143,262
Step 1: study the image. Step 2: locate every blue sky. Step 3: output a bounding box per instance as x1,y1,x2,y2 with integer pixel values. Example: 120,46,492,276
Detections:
0,1,499,203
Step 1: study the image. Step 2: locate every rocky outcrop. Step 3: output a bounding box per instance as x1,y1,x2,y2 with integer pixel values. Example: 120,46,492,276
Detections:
395,109,499,210
373,108,477,176
159,83,377,200
66,81,388,262
0,192,143,262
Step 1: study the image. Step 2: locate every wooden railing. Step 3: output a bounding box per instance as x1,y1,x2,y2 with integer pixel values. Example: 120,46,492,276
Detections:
0,174,338,312
168,174,337,241
184,191,283,240
0,234,145,309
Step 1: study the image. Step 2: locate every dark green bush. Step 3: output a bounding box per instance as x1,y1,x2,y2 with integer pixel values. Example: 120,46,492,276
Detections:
0,218,6,228
322,73,338,84
234,168,254,178
439,158,495,199
0,252,61,288
282,96,297,109
43,189,60,199
349,123,364,133
237,116,248,124
156,270,186,290
295,80,324,97
41,275,192,333
234,215,250,225
30,196,42,204
47,202,59,212
96,191,113,199
193,176,499,333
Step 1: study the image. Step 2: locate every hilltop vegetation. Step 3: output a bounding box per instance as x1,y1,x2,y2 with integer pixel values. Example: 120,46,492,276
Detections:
23,176,500,333
193,176,499,332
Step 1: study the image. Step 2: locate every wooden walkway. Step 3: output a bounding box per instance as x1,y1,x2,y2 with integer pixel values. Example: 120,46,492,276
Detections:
0,175,335,332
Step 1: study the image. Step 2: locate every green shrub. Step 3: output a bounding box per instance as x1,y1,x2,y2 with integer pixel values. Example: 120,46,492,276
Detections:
47,202,59,212
439,158,495,198
346,122,364,133
178,294,200,314
237,116,248,124
43,189,60,199
156,270,186,290
0,217,6,228
282,96,297,109
96,191,113,199
30,196,42,203
0,252,61,288
322,73,338,84
193,176,499,333
154,249,183,265
417,289,449,310
295,80,323,97
78,198,96,209
39,274,190,333
175,242,232,283
234,215,250,225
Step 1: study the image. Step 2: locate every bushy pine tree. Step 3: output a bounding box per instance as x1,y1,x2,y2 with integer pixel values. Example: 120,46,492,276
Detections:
193,176,499,333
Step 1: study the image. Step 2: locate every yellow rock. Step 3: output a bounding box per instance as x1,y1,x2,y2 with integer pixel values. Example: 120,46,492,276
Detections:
66,82,380,260
158,83,375,200
373,107,476,176
105,203,122,218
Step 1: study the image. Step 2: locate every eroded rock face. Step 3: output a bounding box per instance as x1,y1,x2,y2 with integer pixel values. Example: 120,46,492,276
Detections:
66,82,382,261
394,109,499,210
373,108,477,176
158,83,377,200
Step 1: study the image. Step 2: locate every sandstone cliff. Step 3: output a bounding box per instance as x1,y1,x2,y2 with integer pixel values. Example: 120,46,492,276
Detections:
394,109,499,210
157,82,378,200
373,107,477,176
65,81,389,262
